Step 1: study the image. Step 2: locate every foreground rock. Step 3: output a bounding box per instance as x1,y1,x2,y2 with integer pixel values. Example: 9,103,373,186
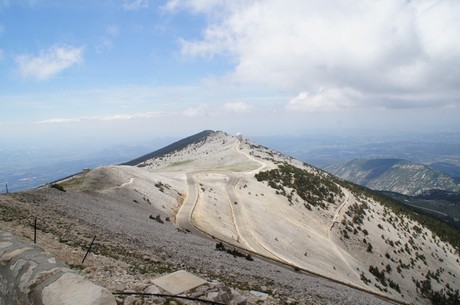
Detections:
0,229,116,305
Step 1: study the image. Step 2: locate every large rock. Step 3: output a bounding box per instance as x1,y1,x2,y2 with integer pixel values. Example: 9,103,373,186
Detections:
42,273,116,305
0,229,116,305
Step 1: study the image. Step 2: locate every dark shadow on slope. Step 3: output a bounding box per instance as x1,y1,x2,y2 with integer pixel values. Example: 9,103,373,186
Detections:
122,130,215,166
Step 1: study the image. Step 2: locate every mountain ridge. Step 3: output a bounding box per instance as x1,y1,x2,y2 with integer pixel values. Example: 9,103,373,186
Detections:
2,130,459,304
122,130,214,166
326,158,460,196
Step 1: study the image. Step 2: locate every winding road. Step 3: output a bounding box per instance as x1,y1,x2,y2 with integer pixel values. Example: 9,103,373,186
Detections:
176,139,359,266
174,138,405,305
176,140,287,261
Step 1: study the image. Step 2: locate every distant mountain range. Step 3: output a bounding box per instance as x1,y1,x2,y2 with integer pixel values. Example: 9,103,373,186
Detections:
326,158,460,196
429,162,460,183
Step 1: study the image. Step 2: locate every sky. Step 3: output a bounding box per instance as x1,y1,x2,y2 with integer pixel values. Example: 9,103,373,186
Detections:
1,0,459,149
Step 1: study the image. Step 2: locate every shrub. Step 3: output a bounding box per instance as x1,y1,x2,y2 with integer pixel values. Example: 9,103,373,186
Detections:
51,183,66,192
255,163,344,210
367,243,373,253
149,215,164,223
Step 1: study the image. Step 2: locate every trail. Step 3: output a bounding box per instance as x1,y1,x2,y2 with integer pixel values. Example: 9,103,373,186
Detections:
328,188,361,280
175,172,209,239
120,178,134,187
231,140,302,264
330,188,350,231
176,139,288,261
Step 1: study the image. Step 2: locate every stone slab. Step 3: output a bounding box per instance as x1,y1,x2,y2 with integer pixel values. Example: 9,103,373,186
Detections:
41,273,116,305
151,270,207,295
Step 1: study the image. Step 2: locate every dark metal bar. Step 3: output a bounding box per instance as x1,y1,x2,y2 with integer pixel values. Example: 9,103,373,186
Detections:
112,291,226,305
82,236,96,264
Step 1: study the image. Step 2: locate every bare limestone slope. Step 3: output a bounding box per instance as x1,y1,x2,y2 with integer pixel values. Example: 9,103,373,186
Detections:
2,130,459,304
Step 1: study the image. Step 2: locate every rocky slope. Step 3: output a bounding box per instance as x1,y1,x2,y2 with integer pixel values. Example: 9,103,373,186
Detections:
326,158,460,196
1,130,459,304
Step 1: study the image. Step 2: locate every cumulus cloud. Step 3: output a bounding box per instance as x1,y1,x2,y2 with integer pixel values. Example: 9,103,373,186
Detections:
37,112,165,124
172,0,460,110
223,101,252,113
123,0,149,10
16,45,84,81
286,88,360,112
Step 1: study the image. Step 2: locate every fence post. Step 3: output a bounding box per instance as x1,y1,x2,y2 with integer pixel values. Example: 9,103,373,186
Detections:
82,236,97,264
34,218,37,244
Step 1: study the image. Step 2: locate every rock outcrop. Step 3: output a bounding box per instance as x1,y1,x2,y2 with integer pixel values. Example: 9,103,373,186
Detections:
0,229,116,305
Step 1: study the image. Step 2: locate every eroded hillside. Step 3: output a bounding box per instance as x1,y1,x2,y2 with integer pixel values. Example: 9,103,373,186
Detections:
3,130,459,304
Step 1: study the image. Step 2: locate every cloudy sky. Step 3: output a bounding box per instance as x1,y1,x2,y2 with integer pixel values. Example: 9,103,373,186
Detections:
1,0,459,148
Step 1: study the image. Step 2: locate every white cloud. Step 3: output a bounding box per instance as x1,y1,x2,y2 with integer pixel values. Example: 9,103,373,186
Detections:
286,88,360,112
37,112,165,124
16,45,84,81
38,118,82,124
173,0,460,109
163,0,222,13
182,101,253,116
223,101,252,113
182,104,209,117
95,37,113,54
123,0,149,10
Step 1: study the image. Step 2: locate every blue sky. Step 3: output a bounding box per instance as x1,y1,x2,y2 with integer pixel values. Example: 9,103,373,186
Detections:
1,0,459,149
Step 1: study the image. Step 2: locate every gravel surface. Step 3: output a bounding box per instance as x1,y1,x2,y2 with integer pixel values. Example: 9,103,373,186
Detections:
0,188,395,305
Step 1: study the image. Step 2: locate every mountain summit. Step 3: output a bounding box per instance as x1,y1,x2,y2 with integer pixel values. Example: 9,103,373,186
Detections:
4,130,459,304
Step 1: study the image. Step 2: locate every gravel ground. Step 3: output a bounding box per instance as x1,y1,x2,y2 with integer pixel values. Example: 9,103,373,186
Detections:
0,188,395,305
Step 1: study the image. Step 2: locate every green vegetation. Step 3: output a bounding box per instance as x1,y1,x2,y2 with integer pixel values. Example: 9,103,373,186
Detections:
369,265,387,287
215,242,253,261
56,170,90,189
414,276,460,304
149,214,164,224
255,163,344,209
360,272,371,285
169,160,193,167
369,265,400,293
154,181,170,193
381,190,460,229
50,183,66,192
333,178,460,252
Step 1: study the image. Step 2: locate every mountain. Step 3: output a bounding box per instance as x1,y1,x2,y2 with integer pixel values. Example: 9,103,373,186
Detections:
429,162,460,182
326,158,460,196
1,131,459,304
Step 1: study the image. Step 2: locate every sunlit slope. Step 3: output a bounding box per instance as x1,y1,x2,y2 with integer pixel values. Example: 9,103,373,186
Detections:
58,131,460,304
